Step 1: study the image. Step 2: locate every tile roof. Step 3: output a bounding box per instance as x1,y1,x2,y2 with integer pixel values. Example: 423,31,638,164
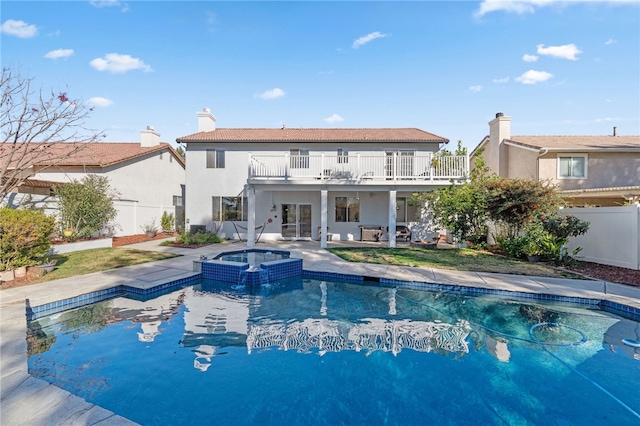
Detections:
1,142,185,169
506,135,640,150
177,128,449,143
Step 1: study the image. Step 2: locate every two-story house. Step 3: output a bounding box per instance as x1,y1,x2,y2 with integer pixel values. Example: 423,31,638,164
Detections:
2,127,186,236
471,112,640,207
177,108,468,248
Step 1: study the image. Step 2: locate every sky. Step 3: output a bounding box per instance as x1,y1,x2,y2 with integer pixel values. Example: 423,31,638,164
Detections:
2,0,639,152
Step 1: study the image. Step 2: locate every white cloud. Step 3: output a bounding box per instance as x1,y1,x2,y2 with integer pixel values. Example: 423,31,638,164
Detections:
257,88,285,100
469,85,482,92
90,53,152,73
323,114,344,124
475,1,637,18
523,54,538,62
1,19,38,38
352,31,389,49
87,97,114,107
515,70,553,84
536,43,582,60
90,0,129,12
44,49,74,59
493,77,510,84
605,38,617,45
475,0,537,17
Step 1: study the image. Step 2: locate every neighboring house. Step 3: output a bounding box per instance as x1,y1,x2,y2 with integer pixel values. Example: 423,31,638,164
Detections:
177,108,468,248
471,112,640,207
2,126,186,236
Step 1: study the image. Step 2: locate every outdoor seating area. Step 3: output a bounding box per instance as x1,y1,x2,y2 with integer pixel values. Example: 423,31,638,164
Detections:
359,225,384,242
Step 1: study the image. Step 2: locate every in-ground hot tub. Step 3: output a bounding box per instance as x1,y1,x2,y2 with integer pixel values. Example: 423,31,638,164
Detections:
200,249,302,285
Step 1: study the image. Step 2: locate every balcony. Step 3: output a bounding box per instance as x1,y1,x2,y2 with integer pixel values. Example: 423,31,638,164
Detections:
249,153,468,184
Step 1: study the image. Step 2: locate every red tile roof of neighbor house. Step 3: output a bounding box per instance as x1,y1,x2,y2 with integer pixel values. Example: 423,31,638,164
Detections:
176,128,449,143
0,142,185,168
506,135,640,151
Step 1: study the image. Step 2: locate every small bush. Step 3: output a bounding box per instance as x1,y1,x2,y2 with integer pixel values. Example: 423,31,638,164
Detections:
160,211,175,232
495,235,528,259
175,231,223,245
0,208,55,270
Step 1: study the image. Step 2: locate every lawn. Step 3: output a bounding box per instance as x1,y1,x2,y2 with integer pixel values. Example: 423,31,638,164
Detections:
328,246,587,279
18,247,179,286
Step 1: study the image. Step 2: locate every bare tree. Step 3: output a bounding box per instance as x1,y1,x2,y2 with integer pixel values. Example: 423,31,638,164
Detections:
0,67,103,199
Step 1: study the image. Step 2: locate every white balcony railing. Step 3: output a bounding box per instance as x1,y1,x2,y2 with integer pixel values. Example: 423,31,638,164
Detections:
249,153,468,182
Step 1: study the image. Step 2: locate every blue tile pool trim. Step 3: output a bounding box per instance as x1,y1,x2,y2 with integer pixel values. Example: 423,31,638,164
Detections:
203,249,300,283
26,270,640,322
27,274,200,320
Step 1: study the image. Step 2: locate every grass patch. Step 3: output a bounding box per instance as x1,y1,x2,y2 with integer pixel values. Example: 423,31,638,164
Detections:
328,247,585,279
35,247,179,283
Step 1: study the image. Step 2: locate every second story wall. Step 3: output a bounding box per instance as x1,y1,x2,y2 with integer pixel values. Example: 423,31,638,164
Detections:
505,145,538,180
539,151,640,190
185,141,443,196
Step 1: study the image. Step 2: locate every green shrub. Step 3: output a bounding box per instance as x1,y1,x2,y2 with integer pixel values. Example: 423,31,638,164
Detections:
0,208,55,270
175,231,223,245
495,235,528,259
160,211,175,232
54,175,117,240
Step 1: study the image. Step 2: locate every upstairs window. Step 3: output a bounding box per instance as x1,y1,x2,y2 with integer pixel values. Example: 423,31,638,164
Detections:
337,148,349,164
173,196,183,207
290,149,309,169
558,155,587,179
207,149,225,168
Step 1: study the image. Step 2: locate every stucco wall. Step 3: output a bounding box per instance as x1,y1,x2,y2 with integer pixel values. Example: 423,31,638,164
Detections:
505,146,538,179
539,151,640,190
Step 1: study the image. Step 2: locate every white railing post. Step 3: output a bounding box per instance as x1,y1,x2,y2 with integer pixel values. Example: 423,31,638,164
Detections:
285,154,290,178
393,152,397,180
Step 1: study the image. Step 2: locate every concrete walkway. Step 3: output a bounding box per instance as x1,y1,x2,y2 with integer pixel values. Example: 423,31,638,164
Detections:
1,239,639,425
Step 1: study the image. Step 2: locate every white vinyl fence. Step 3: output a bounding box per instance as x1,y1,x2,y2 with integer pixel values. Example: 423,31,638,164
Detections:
564,205,640,270
2,194,175,237
112,200,175,237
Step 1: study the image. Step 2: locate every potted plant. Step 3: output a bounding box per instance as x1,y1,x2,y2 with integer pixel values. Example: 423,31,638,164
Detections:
31,258,58,276
523,240,543,262
141,220,158,238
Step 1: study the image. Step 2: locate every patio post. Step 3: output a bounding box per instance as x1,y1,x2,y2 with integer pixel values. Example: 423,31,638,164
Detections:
247,185,256,248
320,189,328,249
389,189,397,248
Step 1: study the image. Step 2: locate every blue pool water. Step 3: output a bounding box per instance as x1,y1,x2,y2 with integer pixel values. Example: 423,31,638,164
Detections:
214,249,290,265
28,277,640,425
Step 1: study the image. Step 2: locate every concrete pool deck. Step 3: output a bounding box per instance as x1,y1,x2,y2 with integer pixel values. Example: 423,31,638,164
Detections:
1,239,639,425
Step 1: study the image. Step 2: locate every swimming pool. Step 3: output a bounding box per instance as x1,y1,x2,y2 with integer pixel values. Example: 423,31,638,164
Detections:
27,277,640,425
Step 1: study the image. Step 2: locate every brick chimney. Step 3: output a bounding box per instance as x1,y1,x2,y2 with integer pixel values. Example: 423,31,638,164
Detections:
197,107,216,132
488,112,511,176
140,125,160,147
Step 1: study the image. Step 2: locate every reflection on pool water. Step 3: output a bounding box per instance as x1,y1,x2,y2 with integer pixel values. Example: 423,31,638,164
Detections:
27,277,640,425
